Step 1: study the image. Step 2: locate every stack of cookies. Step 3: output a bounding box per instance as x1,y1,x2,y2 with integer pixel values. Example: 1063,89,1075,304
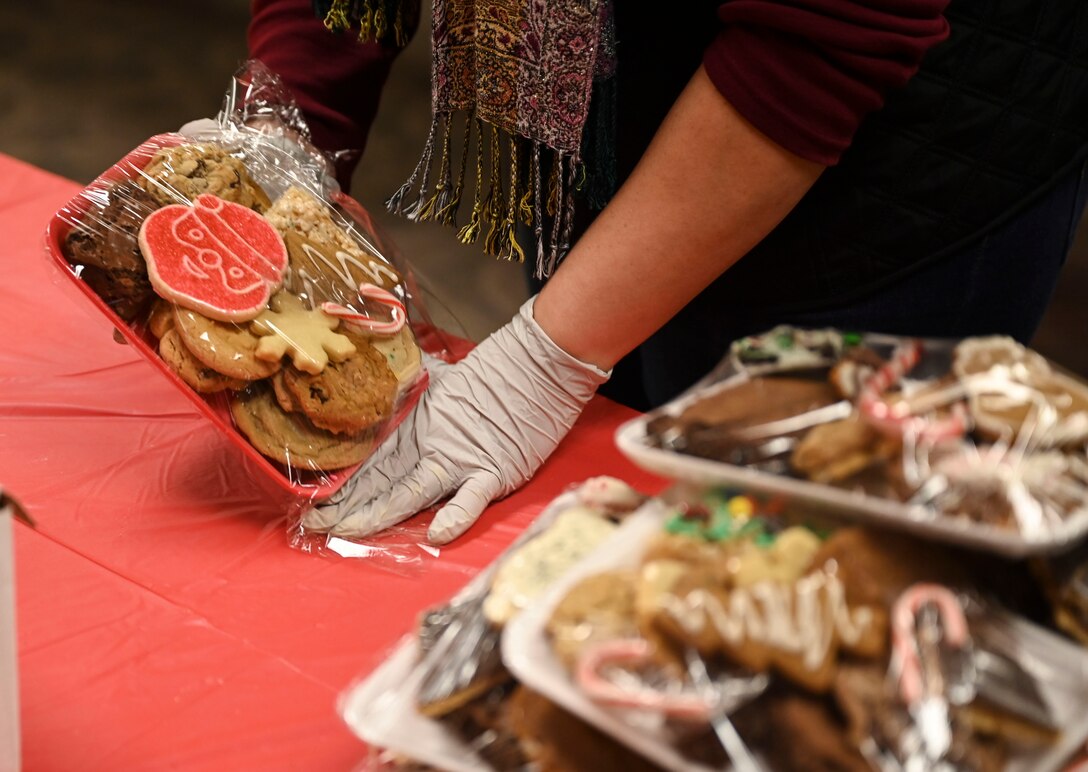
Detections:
547,494,1058,771
62,141,423,473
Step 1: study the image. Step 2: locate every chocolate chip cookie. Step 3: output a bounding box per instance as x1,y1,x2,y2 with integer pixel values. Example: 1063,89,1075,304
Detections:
138,143,271,211
158,328,246,394
173,306,281,381
281,332,397,434
230,384,375,470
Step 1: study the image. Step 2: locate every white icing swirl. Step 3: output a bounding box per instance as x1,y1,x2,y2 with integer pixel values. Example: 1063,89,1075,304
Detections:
660,566,873,671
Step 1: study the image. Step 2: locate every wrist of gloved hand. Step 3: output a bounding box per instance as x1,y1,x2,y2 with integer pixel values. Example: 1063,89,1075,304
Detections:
303,295,610,544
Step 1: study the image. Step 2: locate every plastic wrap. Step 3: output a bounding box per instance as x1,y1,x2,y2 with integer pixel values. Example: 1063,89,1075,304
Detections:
617,328,1088,557
504,487,1088,772
44,62,446,557
338,477,654,771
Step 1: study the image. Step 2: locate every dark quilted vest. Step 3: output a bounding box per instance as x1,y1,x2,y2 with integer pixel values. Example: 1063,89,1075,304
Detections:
721,0,1088,311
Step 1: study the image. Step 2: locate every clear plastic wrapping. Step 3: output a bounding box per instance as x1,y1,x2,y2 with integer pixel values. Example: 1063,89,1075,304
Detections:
338,477,654,771
503,487,1088,772
44,62,444,551
618,328,1088,556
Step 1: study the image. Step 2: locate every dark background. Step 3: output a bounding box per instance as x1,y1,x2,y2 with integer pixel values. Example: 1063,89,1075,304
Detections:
2,1,1084,373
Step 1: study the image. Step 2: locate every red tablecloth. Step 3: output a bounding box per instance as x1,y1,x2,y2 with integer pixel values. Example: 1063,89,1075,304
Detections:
0,153,666,770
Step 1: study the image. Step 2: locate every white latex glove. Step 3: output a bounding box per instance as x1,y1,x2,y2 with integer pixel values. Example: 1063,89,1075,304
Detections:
303,296,610,544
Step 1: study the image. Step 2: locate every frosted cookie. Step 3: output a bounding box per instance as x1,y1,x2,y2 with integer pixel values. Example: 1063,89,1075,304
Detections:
230,384,374,471
638,516,887,693
281,332,397,435
267,186,397,282
646,560,884,692
953,336,1049,382
730,326,849,371
283,230,403,309
173,306,281,381
954,337,1088,446
139,194,288,323
251,292,355,374
138,143,271,211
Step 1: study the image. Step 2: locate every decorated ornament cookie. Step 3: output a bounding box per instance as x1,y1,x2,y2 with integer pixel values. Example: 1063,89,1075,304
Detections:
251,292,356,374
139,193,288,322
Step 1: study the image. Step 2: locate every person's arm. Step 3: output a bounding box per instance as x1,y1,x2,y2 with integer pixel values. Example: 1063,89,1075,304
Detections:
311,0,952,544
536,65,824,371
539,0,952,369
248,0,416,190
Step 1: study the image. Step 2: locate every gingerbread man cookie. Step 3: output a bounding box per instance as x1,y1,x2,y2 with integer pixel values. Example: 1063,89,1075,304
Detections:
251,292,355,374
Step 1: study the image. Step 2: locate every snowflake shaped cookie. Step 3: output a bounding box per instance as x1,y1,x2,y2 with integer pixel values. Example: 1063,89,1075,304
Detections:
251,292,356,374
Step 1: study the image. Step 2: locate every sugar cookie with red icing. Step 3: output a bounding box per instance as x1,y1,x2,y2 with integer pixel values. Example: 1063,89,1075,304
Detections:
139,193,288,322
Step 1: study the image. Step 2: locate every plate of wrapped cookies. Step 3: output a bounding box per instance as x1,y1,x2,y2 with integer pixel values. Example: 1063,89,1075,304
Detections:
340,477,657,771
47,135,426,498
617,327,1088,557
504,488,1088,772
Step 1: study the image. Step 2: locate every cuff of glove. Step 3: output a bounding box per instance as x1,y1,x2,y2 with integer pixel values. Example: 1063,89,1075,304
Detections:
519,295,612,383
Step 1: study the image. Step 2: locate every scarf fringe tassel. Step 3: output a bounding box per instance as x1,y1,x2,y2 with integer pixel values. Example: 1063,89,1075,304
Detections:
387,111,579,278
315,0,407,45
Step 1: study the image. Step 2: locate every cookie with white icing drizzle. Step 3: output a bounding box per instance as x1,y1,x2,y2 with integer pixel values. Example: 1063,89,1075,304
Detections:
637,503,888,693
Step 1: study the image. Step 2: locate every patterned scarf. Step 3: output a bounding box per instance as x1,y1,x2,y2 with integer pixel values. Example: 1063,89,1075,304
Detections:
316,0,617,277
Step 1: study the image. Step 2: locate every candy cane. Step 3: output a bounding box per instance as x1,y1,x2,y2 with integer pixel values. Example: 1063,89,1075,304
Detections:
892,583,969,706
859,341,968,442
575,638,712,721
321,282,406,336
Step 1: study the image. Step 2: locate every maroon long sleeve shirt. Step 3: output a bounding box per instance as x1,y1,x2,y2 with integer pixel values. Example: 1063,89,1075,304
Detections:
249,0,951,182
705,0,949,164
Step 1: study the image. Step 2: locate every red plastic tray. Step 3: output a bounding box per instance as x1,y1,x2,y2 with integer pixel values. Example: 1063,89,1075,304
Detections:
43,135,426,502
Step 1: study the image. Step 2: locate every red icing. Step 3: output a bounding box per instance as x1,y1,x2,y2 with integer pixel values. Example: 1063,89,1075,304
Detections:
140,194,287,322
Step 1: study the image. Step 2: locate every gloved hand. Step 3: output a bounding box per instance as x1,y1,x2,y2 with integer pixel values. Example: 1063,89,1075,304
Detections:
303,296,610,544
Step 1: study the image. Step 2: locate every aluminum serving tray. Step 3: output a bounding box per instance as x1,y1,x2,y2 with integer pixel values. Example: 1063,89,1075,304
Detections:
505,497,1088,772
614,347,1088,559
